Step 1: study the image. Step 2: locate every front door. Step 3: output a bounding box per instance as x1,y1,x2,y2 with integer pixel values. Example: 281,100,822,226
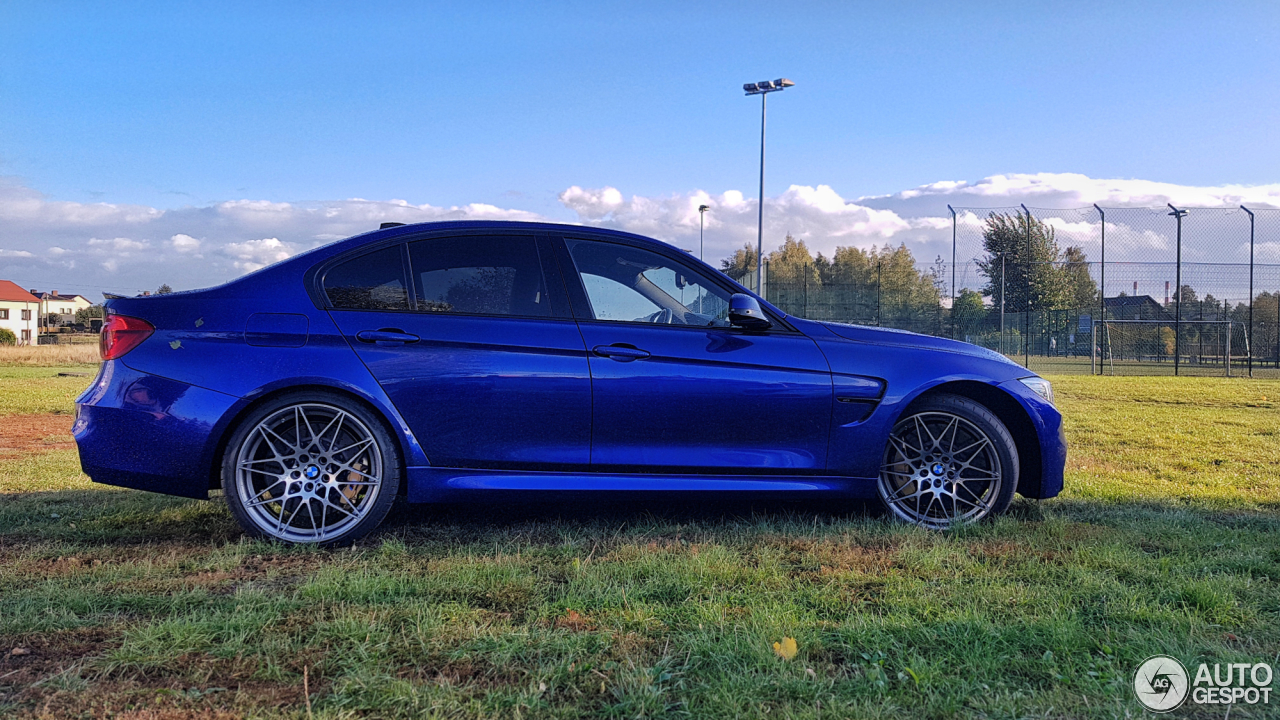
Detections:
324,235,592,470
558,237,832,473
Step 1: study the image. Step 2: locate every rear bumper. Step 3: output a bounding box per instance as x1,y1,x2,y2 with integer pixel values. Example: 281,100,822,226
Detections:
74,361,240,499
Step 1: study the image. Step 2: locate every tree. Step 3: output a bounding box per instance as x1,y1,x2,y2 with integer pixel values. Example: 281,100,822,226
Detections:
975,211,1082,312
876,244,943,332
75,306,105,325
1061,246,1099,310
952,288,987,326
765,234,821,287
156,284,173,294
720,243,759,287
0,328,14,346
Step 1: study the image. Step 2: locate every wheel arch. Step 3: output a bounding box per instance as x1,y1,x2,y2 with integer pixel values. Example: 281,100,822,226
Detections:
898,380,1043,499
206,382,419,496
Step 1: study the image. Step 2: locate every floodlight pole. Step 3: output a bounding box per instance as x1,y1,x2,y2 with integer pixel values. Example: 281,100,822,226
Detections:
1242,205,1254,377
743,78,795,296
1169,204,1187,376
756,92,767,295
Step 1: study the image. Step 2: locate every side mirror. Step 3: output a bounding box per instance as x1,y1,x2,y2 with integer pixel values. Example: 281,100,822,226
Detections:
728,293,772,331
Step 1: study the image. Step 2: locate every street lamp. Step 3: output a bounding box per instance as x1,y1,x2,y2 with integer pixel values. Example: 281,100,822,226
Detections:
743,78,795,296
697,204,710,262
698,204,710,314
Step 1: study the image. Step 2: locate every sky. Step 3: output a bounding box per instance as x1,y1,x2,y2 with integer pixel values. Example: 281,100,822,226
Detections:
2,1,1280,298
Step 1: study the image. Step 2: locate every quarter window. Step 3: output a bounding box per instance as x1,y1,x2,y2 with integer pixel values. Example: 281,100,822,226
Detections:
324,245,411,311
566,240,731,326
407,236,549,317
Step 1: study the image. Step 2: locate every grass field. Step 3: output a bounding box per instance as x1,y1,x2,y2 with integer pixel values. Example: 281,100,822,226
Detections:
1,367,1278,718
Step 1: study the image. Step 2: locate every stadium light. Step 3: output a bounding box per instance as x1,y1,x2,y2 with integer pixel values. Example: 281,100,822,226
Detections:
742,78,795,294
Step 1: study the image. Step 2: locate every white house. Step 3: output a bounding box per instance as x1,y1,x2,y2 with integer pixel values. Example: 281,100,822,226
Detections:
31,290,95,325
0,280,39,344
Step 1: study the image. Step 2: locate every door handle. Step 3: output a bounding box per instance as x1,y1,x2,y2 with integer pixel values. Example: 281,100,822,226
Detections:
356,329,420,345
592,344,651,361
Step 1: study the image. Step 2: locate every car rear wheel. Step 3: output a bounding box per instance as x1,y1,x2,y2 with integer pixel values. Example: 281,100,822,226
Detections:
877,393,1018,529
221,391,400,546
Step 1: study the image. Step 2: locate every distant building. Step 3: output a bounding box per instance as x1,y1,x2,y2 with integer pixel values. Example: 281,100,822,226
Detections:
30,290,94,325
0,280,40,344
1104,295,1172,322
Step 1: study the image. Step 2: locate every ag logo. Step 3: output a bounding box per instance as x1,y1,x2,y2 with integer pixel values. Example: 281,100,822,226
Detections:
1134,655,1189,712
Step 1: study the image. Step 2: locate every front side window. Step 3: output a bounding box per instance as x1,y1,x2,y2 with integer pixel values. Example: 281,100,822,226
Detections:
407,236,549,317
566,239,731,326
324,245,410,311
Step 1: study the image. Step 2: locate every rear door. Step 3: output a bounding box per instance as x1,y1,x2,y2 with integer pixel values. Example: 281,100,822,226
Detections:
325,234,592,470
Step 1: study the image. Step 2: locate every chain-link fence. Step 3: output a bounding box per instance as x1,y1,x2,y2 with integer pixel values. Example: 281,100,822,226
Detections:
750,205,1280,377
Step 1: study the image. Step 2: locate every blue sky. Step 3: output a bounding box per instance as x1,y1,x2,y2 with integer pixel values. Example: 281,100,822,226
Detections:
2,1,1280,295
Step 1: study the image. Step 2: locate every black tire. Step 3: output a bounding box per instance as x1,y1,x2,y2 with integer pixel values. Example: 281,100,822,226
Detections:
220,390,401,546
876,393,1018,528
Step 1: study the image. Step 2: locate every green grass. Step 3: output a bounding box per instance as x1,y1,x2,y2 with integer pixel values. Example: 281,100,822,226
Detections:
0,366,99,417
1,374,1278,718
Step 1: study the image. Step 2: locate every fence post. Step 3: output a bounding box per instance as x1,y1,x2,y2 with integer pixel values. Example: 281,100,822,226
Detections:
1091,322,1096,374
803,263,809,319
1242,205,1255,377
949,204,957,339
1169,204,1186,376
1094,204,1105,375
999,253,1006,356
875,259,882,326
1021,205,1032,369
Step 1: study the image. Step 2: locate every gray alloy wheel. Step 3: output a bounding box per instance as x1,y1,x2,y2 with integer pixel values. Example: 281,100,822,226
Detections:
877,394,1018,529
222,392,400,545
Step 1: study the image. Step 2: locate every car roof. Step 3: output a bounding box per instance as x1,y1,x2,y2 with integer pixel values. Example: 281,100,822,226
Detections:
362,220,678,252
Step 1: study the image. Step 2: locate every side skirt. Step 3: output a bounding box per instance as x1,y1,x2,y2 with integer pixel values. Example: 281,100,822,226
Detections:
406,467,877,503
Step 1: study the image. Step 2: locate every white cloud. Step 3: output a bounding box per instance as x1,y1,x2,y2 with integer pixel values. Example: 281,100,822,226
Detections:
223,237,299,272
170,234,201,253
861,172,1280,214
558,183,930,260
87,237,147,251
2,172,1279,301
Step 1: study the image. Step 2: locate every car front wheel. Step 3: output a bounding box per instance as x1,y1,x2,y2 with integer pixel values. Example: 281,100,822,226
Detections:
877,393,1018,528
221,391,401,545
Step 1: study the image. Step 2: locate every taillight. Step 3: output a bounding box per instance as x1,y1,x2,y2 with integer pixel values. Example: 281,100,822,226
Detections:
100,313,154,360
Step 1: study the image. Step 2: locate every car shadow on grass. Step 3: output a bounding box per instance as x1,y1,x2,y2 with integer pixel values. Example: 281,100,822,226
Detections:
2,485,1278,548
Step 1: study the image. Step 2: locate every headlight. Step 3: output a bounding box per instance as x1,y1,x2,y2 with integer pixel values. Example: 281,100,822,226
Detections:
1019,376,1054,405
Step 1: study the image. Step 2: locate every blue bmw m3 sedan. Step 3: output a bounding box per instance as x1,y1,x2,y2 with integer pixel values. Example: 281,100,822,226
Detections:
74,221,1066,545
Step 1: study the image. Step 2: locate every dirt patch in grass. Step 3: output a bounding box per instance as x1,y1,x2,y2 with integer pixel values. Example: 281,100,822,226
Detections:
0,414,75,459
1,626,119,691
4,634,318,719
19,677,311,720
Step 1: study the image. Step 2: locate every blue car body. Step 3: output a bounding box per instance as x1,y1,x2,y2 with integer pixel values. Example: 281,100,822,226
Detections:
74,221,1065,508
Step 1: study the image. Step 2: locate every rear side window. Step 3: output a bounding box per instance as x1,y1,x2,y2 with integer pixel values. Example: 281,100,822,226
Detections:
407,236,549,317
324,245,411,311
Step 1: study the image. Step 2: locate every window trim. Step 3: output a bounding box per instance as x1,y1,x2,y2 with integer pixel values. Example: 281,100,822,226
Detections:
554,235,799,334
